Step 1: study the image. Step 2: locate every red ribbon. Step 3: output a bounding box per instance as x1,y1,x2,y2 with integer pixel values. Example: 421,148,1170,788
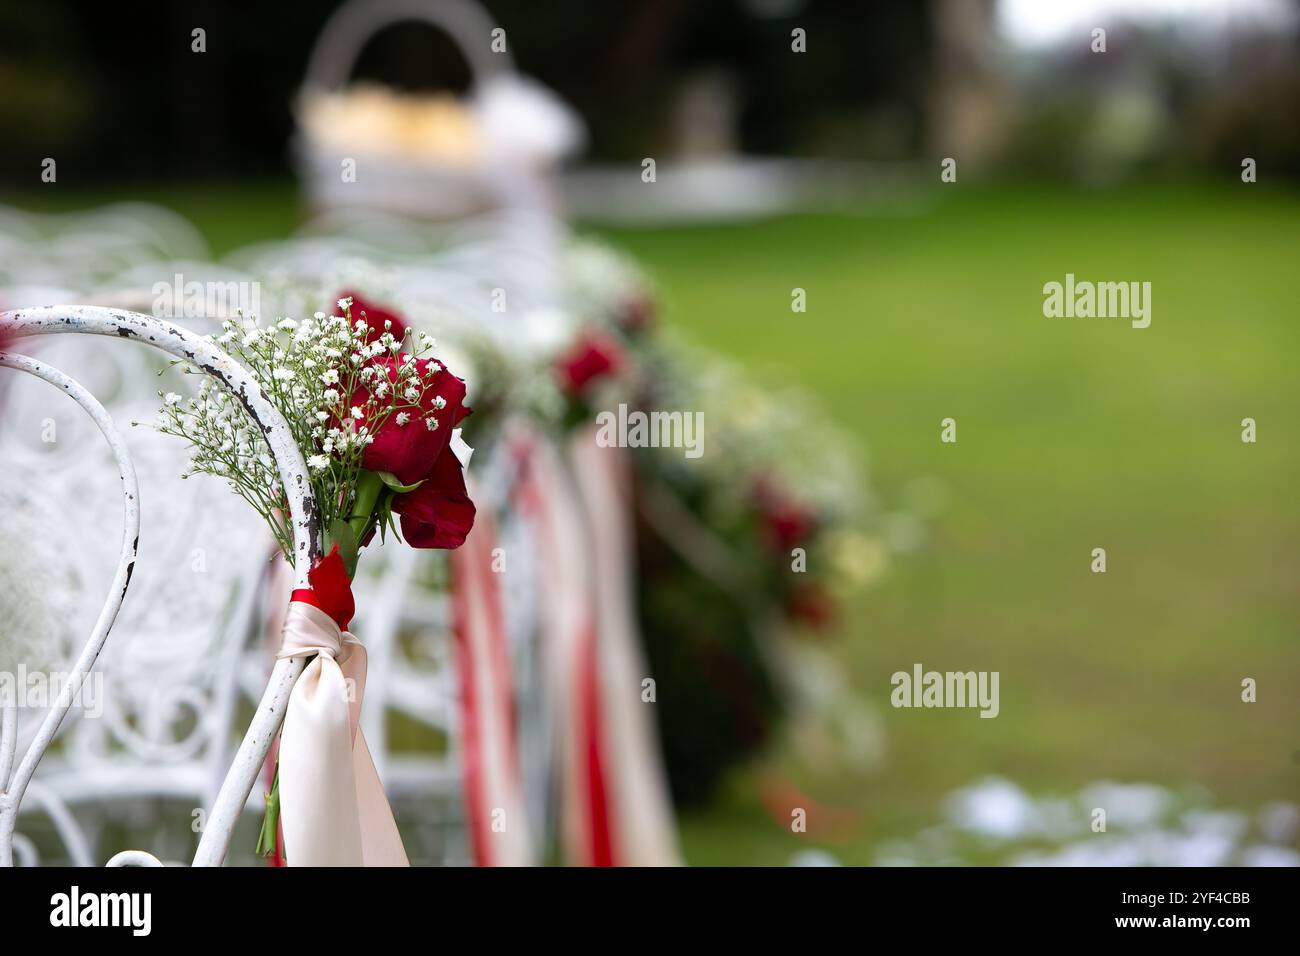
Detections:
289,545,355,631
449,512,527,866
515,434,617,866
578,624,614,866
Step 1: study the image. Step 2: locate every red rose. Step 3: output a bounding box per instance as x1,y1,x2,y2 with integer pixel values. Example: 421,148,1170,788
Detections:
785,582,836,631
331,292,476,551
338,290,408,345
392,446,476,549
351,355,470,485
555,330,625,395
753,479,817,552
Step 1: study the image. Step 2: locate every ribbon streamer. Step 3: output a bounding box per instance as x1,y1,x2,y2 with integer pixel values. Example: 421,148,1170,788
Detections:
276,601,409,866
569,431,681,867
449,504,535,865
515,429,606,863
516,426,680,865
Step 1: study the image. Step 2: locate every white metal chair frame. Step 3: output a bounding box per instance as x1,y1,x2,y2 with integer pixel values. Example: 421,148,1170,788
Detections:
1,305,320,867
0,206,286,865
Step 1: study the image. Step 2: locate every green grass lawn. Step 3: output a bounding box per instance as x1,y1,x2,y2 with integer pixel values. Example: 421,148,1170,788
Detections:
12,177,1297,865
595,180,1300,864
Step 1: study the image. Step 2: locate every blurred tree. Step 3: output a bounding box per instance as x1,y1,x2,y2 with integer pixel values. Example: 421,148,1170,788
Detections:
0,0,934,187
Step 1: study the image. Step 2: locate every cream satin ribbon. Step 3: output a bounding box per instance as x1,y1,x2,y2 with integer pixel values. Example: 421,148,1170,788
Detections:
449,502,536,866
514,425,681,865
276,602,409,867
569,431,682,866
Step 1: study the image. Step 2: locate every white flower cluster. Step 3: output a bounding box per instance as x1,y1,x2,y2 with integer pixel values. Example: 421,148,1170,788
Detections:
660,340,865,521
155,298,447,559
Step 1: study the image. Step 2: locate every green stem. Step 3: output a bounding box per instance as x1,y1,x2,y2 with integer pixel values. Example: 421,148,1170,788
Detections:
255,765,280,859
348,469,385,542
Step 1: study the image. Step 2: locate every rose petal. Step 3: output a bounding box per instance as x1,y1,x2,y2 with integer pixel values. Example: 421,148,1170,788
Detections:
392,451,476,550
338,290,408,344
353,356,470,485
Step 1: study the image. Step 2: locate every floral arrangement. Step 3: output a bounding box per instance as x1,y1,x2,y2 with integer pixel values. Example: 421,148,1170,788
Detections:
154,292,475,574
151,292,475,859
559,243,880,629
556,240,890,802
647,342,884,629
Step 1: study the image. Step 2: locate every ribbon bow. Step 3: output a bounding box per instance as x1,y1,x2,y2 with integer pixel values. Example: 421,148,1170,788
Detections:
276,547,408,867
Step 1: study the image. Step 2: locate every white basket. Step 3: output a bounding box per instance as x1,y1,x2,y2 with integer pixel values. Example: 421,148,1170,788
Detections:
295,0,584,221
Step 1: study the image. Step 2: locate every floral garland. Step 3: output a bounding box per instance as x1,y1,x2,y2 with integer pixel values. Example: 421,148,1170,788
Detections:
553,240,891,802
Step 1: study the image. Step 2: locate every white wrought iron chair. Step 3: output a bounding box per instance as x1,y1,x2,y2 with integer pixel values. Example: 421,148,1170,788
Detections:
0,209,289,865
1,306,322,867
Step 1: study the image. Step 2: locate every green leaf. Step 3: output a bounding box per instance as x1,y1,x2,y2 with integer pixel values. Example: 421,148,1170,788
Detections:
325,518,360,578
376,470,425,494
377,492,393,546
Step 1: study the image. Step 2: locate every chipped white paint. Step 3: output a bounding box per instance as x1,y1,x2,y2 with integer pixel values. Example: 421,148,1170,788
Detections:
0,306,321,866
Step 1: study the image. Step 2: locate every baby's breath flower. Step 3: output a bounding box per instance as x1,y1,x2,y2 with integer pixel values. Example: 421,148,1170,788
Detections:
153,300,456,565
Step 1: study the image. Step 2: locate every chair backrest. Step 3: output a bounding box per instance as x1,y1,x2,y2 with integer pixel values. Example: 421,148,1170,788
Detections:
1,306,319,867
0,330,268,787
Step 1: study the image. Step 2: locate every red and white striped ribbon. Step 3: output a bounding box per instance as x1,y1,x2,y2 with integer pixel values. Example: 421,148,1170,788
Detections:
449,502,535,866
568,431,681,867
515,425,680,866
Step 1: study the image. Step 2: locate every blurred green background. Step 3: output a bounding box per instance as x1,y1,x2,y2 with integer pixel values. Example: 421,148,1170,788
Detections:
613,179,1300,863
4,0,1299,864
19,174,1296,862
